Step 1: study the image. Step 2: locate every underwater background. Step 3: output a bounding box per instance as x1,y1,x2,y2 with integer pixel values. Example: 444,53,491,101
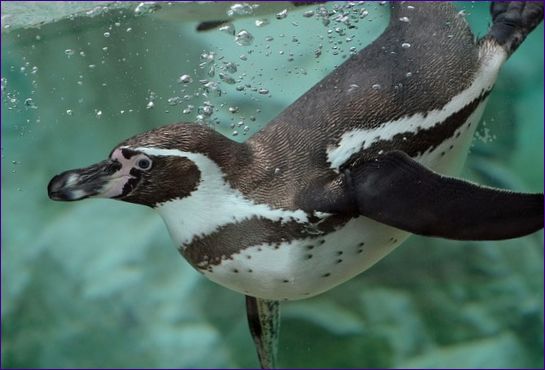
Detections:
1,2,543,368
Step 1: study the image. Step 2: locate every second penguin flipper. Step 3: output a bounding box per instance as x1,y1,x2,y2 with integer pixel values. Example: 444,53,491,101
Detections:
343,151,544,241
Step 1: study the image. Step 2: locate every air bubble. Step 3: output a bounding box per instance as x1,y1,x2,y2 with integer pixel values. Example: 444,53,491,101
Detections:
347,84,359,93
258,88,269,95
218,23,235,35
204,81,219,92
372,84,381,90
64,49,75,57
135,2,160,16
24,98,37,109
276,9,288,19
223,62,237,73
219,73,236,84
167,97,182,106
235,30,254,46
399,16,410,22
255,19,269,27
227,3,255,17
66,109,73,116
103,32,111,38
401,42,411,48
178,74,192,84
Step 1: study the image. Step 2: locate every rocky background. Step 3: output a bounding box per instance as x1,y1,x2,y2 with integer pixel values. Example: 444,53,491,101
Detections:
2,2,543,368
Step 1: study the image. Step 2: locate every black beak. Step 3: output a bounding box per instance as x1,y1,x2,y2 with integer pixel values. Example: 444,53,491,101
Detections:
48,160,121,201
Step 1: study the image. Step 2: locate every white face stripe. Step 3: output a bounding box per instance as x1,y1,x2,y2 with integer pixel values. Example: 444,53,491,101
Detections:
326,47,507,170
132,147,310,247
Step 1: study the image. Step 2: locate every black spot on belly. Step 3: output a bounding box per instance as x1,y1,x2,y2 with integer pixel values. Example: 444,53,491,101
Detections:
455,132,461,138
357,248,363,254
306,254,313,259
319,240,326,245
336,251,343,256
306,245,315,250
246,255,252,259
358,242,365,247
283,279,290,283
248,269,253,273
233,269,239,273
322,273,331,277
449,144,454,150
336,259,343,264
440,151,446,156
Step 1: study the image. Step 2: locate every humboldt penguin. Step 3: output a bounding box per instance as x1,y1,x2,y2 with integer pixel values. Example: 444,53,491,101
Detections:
48,2,544,368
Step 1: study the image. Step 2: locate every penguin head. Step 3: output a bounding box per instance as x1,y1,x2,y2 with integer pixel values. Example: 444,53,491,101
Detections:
47,123,220,207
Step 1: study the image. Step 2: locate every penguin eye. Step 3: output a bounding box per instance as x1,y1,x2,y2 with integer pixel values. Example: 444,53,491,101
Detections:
136,158,151,170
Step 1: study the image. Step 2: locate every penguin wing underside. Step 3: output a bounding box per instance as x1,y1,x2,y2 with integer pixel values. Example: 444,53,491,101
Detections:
339,151,544,241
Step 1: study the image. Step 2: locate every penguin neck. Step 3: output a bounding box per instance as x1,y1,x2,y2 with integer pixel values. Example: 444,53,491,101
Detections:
188,125,252,181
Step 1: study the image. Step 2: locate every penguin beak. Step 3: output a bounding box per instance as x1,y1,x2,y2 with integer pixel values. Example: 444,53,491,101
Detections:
48,160,123,201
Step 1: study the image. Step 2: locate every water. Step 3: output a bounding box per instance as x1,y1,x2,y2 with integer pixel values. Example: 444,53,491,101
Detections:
2,2,543,368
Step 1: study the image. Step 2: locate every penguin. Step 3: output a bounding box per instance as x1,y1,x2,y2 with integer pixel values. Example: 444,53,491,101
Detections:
48,2,544,368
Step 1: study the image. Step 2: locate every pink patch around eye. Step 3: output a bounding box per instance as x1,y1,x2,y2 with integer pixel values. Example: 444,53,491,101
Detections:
111,148,125,162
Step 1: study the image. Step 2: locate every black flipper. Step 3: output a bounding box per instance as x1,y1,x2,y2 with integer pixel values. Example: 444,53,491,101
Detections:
343,151,544,241
196,20,228,32
245,296,280,369
486,2,544,56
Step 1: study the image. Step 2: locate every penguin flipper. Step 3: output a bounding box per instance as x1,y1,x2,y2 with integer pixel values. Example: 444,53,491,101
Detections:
344,151,544,241
245,296,280,369
196,20,228,32
486,2,544,56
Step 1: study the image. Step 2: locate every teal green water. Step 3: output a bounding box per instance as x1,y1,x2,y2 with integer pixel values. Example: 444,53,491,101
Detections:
2,2,543,368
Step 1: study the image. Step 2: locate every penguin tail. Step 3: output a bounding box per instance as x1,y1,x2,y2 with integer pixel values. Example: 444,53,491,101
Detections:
486,2,544,57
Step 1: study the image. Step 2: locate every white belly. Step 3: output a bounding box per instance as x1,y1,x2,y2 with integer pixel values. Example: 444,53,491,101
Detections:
204,217,410,300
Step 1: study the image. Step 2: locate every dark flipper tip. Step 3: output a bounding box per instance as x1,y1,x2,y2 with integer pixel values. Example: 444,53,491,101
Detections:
196,20,228,32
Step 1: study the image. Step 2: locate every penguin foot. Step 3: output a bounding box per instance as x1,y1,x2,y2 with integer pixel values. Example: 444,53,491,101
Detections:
487,1,544,56
246,296,280,369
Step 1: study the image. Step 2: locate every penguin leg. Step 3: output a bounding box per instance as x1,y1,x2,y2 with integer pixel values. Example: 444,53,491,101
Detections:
245,296,280,369
341,151,544,241
486,2,544,56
